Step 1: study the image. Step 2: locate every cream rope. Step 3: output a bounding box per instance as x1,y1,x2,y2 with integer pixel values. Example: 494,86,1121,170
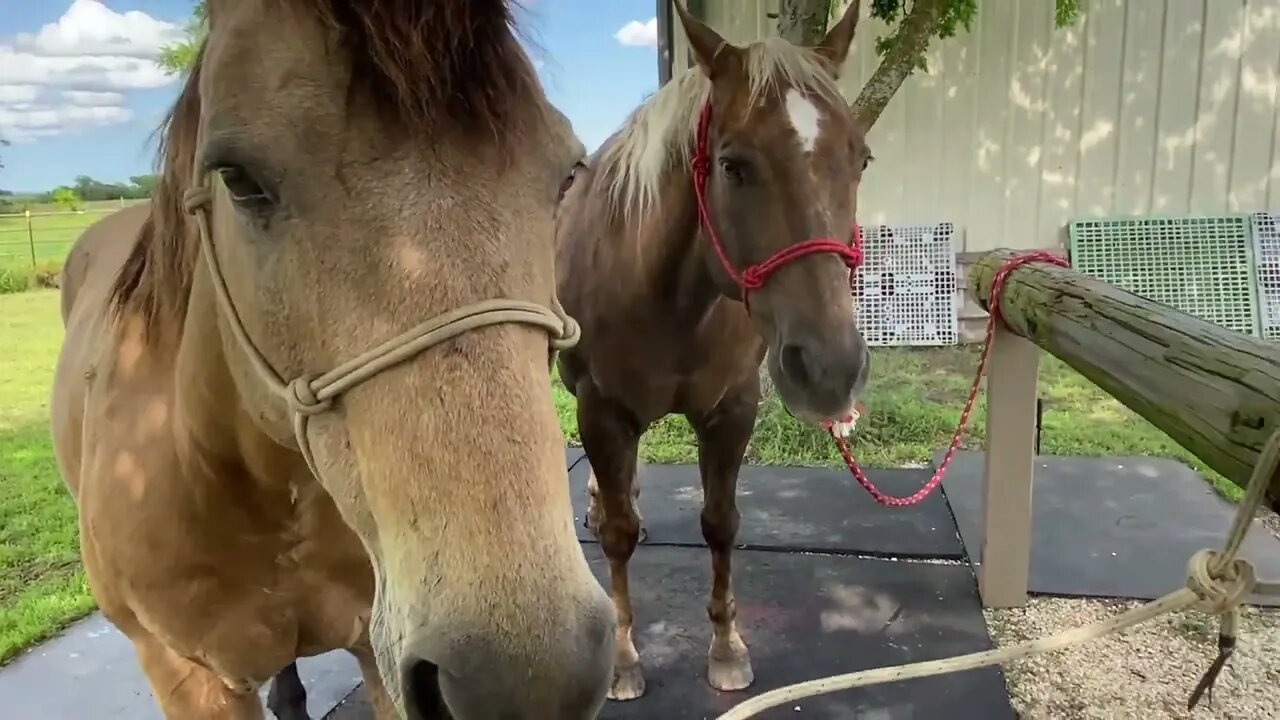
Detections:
183,180,580,478
717,430,1280,720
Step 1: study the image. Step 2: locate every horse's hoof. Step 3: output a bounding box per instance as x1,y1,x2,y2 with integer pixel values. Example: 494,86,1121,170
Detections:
608,662,646,701
708,654,754,692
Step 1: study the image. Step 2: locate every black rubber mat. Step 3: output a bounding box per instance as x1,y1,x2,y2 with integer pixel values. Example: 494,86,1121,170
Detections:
937,450,1280,606
568,459,964,558
326,544,1013,719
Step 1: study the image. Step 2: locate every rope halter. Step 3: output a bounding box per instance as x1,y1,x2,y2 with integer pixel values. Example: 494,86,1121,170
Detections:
184,174,580,479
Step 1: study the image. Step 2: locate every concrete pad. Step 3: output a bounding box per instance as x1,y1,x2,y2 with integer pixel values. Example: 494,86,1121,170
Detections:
0,612,362,719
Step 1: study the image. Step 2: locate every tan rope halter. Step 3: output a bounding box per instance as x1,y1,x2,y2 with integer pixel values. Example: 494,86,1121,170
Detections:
183,174,580,478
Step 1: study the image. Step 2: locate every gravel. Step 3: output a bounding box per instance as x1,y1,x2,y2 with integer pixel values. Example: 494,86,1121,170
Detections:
985,599,1280,719
983,505,1280,719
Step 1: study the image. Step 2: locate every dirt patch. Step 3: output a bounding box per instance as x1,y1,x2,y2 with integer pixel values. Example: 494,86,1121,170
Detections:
986,599,1280,719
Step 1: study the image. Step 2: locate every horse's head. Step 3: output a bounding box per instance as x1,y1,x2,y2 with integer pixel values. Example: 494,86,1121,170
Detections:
676,1,871,425
123,0,612,716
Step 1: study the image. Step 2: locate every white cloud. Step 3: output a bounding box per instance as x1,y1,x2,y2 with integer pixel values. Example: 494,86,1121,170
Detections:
62,89,126,105
0,47,174,91
0,85,40,104
614,18,658,48
0,0,182,142
0,103,132,142
14,0,183,58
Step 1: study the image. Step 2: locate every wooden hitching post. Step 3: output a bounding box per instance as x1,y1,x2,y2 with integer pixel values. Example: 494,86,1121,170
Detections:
978,322,1038,608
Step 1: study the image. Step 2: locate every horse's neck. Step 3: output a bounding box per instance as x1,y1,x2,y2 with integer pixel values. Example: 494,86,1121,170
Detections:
636,164,722,322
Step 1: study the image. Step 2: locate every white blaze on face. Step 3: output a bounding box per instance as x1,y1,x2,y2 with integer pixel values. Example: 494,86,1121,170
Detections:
784,87,823,154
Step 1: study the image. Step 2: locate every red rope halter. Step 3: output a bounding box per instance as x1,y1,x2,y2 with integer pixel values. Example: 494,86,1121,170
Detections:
691,102,863,305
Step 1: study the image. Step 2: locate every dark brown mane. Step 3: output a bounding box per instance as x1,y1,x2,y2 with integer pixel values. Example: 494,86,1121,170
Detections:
302,0,540,138
110,0,541,334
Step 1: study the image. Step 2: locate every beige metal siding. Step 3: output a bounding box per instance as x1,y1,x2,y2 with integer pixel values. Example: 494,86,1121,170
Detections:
676,0,1280,252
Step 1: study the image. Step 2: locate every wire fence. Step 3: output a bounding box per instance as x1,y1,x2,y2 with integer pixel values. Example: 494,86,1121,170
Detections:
0,203,141,273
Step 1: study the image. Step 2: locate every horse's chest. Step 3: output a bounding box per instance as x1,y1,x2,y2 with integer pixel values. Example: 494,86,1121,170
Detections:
593,309,762,418
84,471,370,682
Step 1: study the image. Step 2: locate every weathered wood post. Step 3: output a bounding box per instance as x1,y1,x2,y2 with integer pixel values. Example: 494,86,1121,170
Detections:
979,321,1039,608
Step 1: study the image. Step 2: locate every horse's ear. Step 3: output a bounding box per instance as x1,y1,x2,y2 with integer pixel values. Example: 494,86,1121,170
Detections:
813,0,861,75
673,2,737,78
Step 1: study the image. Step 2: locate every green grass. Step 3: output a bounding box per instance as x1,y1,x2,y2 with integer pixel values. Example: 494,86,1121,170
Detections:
0,291,95,664
0,289,1240,665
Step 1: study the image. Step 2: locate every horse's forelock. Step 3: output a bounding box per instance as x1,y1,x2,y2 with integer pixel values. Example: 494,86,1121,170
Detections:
299,0,539,139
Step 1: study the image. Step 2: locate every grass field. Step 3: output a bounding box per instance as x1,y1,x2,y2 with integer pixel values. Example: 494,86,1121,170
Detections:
0,288,1231,665
0,290,93,664
0,201,144,290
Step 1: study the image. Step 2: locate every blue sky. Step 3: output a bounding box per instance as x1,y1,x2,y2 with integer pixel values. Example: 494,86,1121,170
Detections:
0,0,661,193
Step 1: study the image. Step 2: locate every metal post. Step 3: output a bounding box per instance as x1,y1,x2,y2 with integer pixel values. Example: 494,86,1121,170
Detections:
25,209,35,270
657,0,673,86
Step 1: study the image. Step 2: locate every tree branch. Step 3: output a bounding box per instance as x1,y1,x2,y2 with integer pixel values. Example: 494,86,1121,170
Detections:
777,0,833,46
851,0,949,130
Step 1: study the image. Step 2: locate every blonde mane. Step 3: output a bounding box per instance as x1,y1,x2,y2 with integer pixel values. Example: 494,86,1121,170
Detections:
596,37,845,224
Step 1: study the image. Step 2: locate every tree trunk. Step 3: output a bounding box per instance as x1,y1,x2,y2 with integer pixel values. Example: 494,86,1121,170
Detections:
851,0,949,129
777,0,833,46
969,249,1280,512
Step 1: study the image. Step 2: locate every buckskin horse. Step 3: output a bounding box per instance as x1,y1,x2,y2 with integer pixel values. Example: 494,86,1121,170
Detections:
49,1,614,717
555,1,872,701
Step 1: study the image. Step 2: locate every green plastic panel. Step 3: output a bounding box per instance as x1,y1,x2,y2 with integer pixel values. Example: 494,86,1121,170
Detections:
1068,215,1262,337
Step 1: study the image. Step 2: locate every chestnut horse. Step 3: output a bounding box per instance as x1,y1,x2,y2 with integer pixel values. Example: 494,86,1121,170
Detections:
555,1,872,701
50,1,614,718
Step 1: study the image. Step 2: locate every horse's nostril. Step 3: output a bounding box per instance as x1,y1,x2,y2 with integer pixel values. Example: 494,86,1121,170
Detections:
780,343,812,387
403,658,445,720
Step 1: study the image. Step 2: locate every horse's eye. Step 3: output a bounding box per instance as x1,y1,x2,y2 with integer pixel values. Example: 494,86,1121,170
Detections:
558,160,585,203
217,165,271,206
719,156,748,186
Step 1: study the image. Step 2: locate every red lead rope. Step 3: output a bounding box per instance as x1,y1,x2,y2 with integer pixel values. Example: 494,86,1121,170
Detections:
690,99,1069,508
829,250,1070,507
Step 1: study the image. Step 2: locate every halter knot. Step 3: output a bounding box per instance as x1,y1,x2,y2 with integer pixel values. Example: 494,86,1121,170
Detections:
1185,549,1256,615
183,187,212,215
286,377,332,416
551,312,582,350
691,154,711,184
741,266,767,291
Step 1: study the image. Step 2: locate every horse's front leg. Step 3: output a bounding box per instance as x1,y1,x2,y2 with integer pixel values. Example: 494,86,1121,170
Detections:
687,378,759,692
578,383,646,700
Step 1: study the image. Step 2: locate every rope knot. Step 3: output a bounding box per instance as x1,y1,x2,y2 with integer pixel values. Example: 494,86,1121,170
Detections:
691,154,710,183
846,246,864,268
741,265,766,291
551,314,581,350
1186,549,1256,615
287,377,332,416
183,187,212,215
